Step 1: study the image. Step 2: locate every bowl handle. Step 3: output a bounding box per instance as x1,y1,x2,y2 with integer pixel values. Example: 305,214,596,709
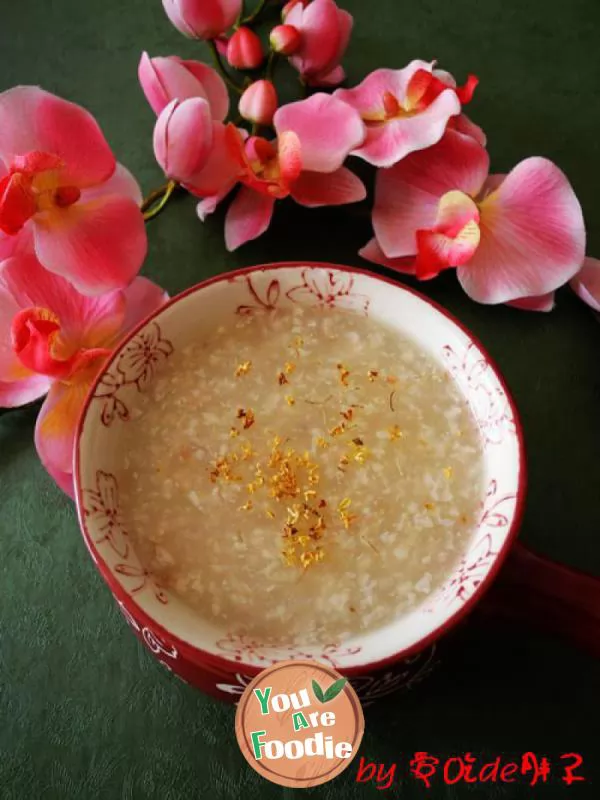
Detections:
480,542,600,658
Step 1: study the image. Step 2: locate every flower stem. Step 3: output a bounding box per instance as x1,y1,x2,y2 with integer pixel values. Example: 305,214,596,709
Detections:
141,183,169,213
241,0,268,25
266,50,279,81
142,180,178,222
208,40,245,95
235,1,245,26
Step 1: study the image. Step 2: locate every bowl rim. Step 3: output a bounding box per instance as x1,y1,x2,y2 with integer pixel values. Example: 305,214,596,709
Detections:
74,260,527,677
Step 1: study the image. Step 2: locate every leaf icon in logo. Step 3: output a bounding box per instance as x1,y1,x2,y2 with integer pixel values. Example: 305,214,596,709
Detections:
323,678,347,702
312,679,325,703
312,677,347,703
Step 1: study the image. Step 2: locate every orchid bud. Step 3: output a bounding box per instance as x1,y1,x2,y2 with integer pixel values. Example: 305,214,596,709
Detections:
239,80,278,126
226,27,265,70
270,24,302,55
153,98,214,183
162,0,242,40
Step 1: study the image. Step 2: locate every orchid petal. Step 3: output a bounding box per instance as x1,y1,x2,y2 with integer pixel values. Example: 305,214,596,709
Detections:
335,63,434,118
274,93,365,173
290,0,341,75
284,2,304,27
373,129,490,259
139,52,206,115
455,75,479,105
0,254,127,348
0,282,20,368
277,131,303,185
335,61,466,166
414,190,481,279
224,186,275,251
308,65,347,88
185,123,244,199
570,257,600,312
80,163,142,205
0,374,51,407
333,9,353,64
162,0,242,39
162,0,199,37
359,237,417,275
0,224,34,261
458,158,585,304
0,86,115,188
32,271,167,493
290,167,366,207
435,189,481,232
11,307,74,379
120,277,169,334
0,282,41,395
351,89,461,167
448,113,487,147
0,172,37,235
507,293,556,312
139,53,228,120
416,222,480,280
433,68,457,88
35,378,92,497
405,68,440,108
196,187,231,221
32,194,147,296
305,8,352,86
153,98,213,182
180,59,229,121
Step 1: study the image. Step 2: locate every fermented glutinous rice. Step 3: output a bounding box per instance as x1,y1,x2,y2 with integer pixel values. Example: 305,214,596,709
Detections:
120,305,484,644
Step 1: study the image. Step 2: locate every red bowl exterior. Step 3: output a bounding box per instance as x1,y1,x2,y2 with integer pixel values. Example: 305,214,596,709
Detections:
117,596,441,705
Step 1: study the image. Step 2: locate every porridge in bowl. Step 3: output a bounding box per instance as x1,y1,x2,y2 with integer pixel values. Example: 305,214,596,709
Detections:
119,304,484,645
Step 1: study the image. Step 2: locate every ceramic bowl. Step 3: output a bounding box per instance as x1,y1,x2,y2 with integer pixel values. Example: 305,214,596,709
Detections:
74,262,526,704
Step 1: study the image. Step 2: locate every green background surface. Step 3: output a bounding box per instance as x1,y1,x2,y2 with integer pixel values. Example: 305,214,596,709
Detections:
1,0,599,797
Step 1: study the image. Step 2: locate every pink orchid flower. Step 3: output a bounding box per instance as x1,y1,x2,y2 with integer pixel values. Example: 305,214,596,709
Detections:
0,254,167,495
0,87,147,296
361,129,585,305
571,257,600,312
223,93,367,250
152,93,366,247
284,0,353,87
138,53,229,119
162,0,242,40
335,61,478,168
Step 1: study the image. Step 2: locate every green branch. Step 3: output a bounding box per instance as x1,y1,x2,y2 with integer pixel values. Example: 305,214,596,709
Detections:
208,40,245,95
241,0,268,25
142,180,178,222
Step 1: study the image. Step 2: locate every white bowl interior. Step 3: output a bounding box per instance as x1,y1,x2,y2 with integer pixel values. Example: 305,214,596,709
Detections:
76,266,522,669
